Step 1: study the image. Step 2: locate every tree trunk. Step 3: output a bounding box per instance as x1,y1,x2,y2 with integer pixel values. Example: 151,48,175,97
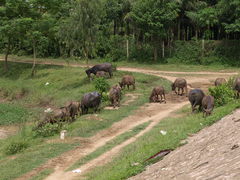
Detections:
162,40,165,59
195,27,198,40
153,46,158,61
31,41,36,77
201,38,205,57
126,38,129,60
178,20,181,40
4,39,10,73
114,20,117,35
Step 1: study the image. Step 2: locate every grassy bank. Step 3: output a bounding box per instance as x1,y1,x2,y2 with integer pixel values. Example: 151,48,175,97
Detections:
0,61,171,179
85,101,240,180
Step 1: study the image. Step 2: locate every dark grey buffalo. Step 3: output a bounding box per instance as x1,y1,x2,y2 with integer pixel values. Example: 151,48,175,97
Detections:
86,63,113,79
233,77,240,98
214,78,226,86
172,78,188,96
188,89,205,112
81,92,101,114
202,95,214,117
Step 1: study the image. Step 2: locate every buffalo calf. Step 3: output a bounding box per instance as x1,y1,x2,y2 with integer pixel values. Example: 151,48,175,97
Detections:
202,95,214,117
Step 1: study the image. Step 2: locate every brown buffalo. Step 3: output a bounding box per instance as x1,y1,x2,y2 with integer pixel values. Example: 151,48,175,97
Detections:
202,95,214,117
109,85,122,108
214,78,226,86
65,101,81,121
96,71,107,78
172,78,188,96
37,107,69,129
233,77,240,98
149,86,166,103
119,75,135,90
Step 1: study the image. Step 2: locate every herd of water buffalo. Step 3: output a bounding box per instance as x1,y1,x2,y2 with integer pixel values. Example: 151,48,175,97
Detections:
36,63,240,128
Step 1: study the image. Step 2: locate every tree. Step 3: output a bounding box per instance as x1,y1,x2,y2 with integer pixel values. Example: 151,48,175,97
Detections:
132,0,180,61
59,0,102,63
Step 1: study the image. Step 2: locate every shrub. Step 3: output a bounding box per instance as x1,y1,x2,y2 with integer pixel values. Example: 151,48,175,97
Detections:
33,123,62,137
4,139,29,155
93,77,110,94
101,92,109,102
209,84,235,106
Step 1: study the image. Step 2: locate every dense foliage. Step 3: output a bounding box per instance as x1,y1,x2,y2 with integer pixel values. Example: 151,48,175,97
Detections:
0,0,239,70
209,83,235,106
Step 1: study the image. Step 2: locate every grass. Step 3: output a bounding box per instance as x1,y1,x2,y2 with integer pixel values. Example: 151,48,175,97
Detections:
69,121,151,171
0,103,28,125
0,62,171,135
29,169,54,180
1,54,239,72
84,101,240,180
0,61,171,179
0,142,79,180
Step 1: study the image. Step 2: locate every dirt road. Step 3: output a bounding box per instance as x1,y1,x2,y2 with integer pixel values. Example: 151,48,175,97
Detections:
2,59,238,180
130,109,240,180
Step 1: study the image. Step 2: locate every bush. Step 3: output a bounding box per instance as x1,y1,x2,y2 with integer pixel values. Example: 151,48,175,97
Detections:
209,84,235,106
33,123,62,137
101,92,109,102
4,139,29,155
93,77,110,94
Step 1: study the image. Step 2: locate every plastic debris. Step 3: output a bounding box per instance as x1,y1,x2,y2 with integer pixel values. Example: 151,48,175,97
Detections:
160,130,167,135
45,82,50,86
132,163,139,166
44,108,53,113
145,149,172,162
72,169,82,173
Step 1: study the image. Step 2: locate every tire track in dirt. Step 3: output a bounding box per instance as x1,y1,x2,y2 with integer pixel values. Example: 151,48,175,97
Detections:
2,58,238,180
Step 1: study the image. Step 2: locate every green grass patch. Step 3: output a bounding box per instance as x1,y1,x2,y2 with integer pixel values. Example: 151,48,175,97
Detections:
0,142,79,180
0,103,28,125
29,169,54,180
69,121,150,171
3,54,239,73
85,101,240,180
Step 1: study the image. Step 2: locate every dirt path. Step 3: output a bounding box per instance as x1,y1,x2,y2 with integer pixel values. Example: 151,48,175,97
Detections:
2,58,238,180
130,109,240,180
0,125,19,139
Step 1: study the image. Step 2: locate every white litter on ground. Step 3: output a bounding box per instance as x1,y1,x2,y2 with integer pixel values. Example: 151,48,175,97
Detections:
44,108,53,113
160,130,167,135
45,82,50,86
72,169,82,173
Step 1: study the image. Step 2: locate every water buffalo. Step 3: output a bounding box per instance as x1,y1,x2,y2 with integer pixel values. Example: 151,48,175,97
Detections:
86,63,113,79
172,78,188,96
81,92,101,114
109,85,122,108
37,107,69,129
202,95,214,117
149,86,166,103
214,78,226,86
96,71,107,78
65,101,81,121
233,77,240,98
119,75,135,90
188,89,205,112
